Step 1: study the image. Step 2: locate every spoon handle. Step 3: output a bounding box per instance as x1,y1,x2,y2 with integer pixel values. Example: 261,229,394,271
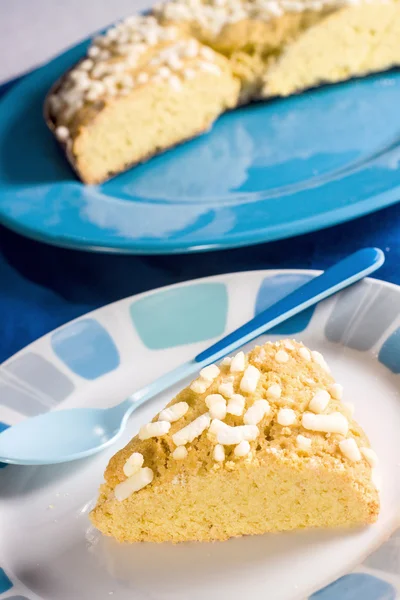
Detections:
128,248,384,411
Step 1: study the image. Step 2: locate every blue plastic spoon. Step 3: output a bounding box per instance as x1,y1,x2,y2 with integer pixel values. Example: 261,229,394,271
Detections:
0,248,384,466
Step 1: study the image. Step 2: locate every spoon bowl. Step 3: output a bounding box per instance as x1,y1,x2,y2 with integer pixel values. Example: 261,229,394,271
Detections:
0,406,128,465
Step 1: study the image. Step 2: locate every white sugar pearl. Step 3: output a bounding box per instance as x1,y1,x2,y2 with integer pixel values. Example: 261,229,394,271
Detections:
55,126,70,141
277,408,296,426
123,452,144,477
230,351,246,372
114,467,153,501
172,413,211,446
234,440,251,457
299,347,311,361
267,1,284,15
79,58,94,71
88,80,105,94
213,444,225,462
172,446,188,460
159,66,171,79
139,421,171,440
145,30,159,45
200,364,220,381
283,340,295,350
302,412,348,435
103,75,117,88
105,28,118,41
311,350,331,373
205,394,227,420
329,383,343,400
244,400,270,425
275,350,289,364
85,89,100,102
361,447,379,467
88,45,100,58
296,434,312,451
208,403,226,419
240,365,261,393
158,402,189,423
309,390,330,414
218,381,235,398
190,378,211,394
70,70,89,84
209,418,228,436
158,67,173,81
226,394,246,416
267,383,281,399
216,423,259,445
91,64,109,79
339,438,361,462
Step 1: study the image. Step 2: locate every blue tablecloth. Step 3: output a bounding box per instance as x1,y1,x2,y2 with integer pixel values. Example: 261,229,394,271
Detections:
1,76,400,364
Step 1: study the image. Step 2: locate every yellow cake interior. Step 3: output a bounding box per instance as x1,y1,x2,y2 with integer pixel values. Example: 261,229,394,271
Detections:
72,52,238,184
50,31,239,184
263,2,400,97
90,340,379,543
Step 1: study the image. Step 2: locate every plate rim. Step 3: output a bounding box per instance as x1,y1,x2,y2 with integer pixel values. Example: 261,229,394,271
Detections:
1,184,400,255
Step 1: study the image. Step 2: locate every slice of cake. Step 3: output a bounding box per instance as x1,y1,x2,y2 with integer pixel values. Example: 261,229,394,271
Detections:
45,16,239,184
90,340,379,543
262,2,400,98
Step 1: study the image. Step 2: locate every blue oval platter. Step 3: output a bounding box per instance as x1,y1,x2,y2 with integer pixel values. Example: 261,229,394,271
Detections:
0,36,400,254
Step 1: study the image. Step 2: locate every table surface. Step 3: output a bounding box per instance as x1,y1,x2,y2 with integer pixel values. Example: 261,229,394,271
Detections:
0,0,153,84
1,199,400,363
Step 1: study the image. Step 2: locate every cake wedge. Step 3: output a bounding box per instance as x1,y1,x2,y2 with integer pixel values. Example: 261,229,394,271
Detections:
45,16,239,184
90,340,379,543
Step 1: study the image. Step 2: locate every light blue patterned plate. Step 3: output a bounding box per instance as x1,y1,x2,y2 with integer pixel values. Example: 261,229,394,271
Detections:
0,38,400,253
0,270,399,600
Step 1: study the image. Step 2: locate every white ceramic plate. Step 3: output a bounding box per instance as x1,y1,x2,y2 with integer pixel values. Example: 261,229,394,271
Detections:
1,270,400,600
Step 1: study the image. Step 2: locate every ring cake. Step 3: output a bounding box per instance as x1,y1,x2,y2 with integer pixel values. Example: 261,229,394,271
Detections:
46,0,400,183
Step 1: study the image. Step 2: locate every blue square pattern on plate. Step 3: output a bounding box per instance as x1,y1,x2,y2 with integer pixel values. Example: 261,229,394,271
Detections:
51,318,120,380
310,573,396,599
129,282,228,350
0,567,13,593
